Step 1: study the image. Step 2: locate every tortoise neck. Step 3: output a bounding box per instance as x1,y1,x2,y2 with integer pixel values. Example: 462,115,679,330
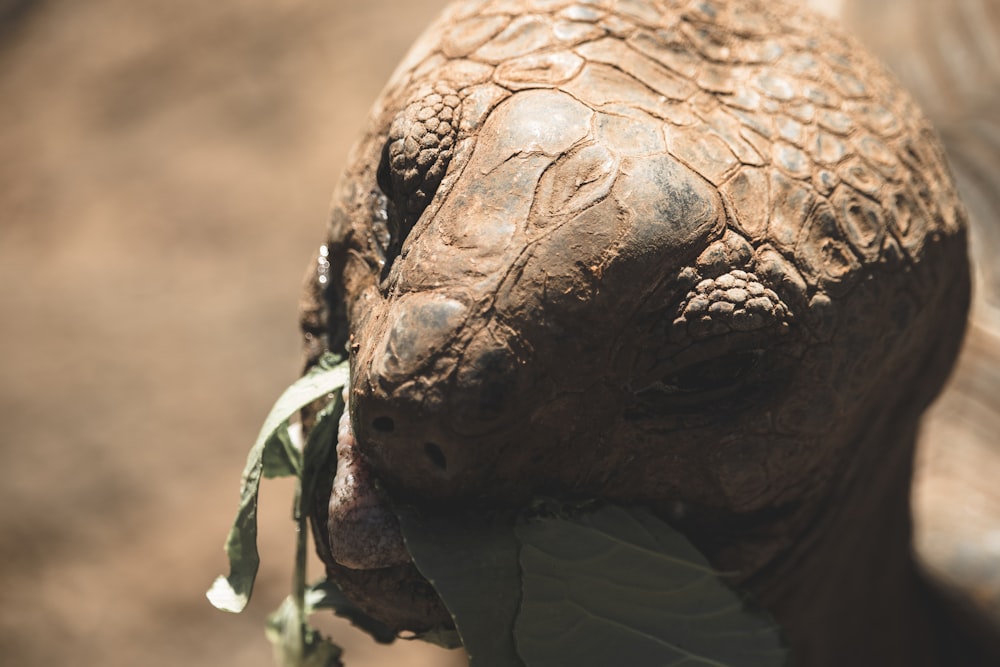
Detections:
754,411,967,666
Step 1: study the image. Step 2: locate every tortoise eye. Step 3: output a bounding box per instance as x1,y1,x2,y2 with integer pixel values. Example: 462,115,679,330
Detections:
376,140,394,200
372,143,399,271
659,349,765,396
632,348,775,414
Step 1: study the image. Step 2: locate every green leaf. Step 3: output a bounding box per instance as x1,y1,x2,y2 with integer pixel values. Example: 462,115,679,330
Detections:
207,353,349,614
513,503,788,667
267,595,344,667
262,426,302,479
409,625,464,650
266,372,353,666
396,507,525,665
299,393,342,523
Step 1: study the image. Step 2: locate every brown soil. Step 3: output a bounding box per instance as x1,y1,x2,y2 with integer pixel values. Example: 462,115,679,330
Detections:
0,1,465,665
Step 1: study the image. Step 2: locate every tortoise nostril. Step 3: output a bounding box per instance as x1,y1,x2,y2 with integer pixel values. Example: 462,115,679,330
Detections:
372,416,395,433
423,442,447,470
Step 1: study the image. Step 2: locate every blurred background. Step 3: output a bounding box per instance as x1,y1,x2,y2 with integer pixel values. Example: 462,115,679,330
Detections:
0,0,995,665
0,0,463,665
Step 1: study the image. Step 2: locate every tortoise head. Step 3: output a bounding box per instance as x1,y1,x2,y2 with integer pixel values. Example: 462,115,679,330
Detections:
300,0,970,635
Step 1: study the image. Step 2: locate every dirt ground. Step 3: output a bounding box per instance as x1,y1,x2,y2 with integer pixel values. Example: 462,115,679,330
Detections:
0,1,465,665
0,0,994,666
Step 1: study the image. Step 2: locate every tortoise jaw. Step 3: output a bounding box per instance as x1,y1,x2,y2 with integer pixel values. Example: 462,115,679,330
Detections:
320,393,455,634
322,557,454,635
327,392,410,570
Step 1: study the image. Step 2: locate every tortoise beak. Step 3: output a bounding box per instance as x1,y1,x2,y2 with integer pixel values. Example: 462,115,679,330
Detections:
326,389,409,570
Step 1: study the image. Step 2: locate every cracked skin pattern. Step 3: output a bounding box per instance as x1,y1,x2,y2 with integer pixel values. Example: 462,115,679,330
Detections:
299,0,988,664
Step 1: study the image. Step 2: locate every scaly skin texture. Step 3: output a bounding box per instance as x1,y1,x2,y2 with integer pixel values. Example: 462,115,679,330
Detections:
298,0,991,664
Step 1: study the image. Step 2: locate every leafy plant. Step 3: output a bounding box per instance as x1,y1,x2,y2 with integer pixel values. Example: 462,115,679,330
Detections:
207,353,348,615
208,354,353,666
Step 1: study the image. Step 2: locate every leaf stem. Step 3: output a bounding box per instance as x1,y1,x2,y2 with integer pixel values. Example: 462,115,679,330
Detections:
293,478,308,627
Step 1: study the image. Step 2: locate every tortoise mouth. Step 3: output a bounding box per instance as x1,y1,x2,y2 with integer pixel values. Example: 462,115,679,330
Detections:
326,395,410,571
322,556,453,635
319,393,454,633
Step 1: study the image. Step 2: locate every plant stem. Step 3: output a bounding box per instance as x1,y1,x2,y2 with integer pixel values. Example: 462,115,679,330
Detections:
293,480,308,624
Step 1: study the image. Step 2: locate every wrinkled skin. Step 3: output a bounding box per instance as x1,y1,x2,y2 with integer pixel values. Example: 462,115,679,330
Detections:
299,0,988,664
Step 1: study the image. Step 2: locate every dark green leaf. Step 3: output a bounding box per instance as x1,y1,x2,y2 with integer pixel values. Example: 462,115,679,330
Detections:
513,503,787,667
299,394,342,523
262,426,302,479
267,595,344,667
207,353,349,613
410,625,464,650
396,506,525,666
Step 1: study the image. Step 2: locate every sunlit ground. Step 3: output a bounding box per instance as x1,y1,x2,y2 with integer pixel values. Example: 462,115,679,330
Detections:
0,1,463,665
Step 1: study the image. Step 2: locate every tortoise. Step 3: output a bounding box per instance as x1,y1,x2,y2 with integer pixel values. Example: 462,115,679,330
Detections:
296,0,1000,664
